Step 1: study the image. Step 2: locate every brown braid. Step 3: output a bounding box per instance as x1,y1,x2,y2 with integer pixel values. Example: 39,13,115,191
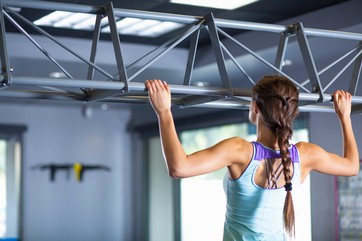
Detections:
252,75,299,237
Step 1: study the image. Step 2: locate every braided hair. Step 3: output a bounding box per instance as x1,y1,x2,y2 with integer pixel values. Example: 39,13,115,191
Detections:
252,75,299,237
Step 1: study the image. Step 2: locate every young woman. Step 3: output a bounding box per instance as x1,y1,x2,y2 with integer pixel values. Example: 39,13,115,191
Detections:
145,75,359,240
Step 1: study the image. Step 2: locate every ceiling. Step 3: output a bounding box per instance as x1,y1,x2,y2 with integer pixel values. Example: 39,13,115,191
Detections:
1,0,362,112
5,0,351,47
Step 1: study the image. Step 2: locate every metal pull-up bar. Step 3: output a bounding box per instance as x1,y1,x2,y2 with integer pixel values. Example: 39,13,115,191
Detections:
0,0,361,113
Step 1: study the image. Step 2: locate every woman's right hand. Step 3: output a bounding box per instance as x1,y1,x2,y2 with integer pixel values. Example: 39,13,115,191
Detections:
145,79,171,116
333,90,352,120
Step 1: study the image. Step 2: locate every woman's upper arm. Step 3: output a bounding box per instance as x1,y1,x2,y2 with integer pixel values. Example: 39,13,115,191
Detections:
297,142,358,178
172,137,252,178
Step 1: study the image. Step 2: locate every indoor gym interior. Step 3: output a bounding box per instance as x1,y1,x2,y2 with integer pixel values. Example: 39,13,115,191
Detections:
0,0,362,241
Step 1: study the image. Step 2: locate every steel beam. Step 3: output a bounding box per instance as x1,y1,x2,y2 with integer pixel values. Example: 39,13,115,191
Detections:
0,0,362,112
10,76,362,103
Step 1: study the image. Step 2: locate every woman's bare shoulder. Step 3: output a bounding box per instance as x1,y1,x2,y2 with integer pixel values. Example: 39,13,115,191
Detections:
295,141,322,154
224,136,253,149
222,137,253,162
295,141,328,170
223,137,254,178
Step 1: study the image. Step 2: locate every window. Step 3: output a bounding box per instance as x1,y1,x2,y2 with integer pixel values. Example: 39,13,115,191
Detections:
179,119,311,241
0,126,25,240
0,139,6,236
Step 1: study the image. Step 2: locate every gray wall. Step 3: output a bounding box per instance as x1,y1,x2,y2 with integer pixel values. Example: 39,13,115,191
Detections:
0,102,133,241
309,112,362,241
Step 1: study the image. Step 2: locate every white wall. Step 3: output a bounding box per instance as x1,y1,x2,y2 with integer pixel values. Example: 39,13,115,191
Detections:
309,112,362,241
0,102,133,241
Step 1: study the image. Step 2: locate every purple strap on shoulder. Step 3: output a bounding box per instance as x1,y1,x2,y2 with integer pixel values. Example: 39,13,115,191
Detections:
252,141,299,163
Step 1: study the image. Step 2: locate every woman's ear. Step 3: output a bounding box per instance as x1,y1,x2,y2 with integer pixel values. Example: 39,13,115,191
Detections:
252,101,259,114
249,101,258,124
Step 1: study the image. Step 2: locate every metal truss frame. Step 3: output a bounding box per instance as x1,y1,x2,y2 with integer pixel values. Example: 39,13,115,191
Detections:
1,0,362,113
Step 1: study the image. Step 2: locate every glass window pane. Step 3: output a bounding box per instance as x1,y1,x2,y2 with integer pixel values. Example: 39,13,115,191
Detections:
0,140,6,237
180,123,250,241
0,138,21,240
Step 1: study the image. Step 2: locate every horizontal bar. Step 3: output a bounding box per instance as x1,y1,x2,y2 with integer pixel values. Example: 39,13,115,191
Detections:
352,104,362,114
11,77,126,90
10,76,362,104
112,8,200,24
215,20,361,41
214,18,286,33
0,89,83,101
0,89,335,113
215,19,362,41
135,83,235,96
305,27,362,41
300,105,334,113
189,100,335,113
99,95,336,113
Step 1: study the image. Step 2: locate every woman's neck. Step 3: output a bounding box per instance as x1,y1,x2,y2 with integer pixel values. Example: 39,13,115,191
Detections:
256,122,279,149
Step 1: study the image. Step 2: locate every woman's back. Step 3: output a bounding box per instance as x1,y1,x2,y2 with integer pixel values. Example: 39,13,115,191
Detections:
223,142,301,241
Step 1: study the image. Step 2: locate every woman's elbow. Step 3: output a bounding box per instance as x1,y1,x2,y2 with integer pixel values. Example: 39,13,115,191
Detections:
351,164,360,176
347,160,360,176
168,170,180,178
167,165,182,178
168,164,190,178
166,158,188,178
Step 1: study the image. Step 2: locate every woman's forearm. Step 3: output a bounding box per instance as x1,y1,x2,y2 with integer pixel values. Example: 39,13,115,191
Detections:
340,116,359,174
157,110,187,177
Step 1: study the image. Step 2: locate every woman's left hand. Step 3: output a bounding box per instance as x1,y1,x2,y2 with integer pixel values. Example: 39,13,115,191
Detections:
145,79,171,117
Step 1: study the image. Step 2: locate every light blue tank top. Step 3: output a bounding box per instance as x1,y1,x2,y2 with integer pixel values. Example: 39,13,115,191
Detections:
223,141,301,241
